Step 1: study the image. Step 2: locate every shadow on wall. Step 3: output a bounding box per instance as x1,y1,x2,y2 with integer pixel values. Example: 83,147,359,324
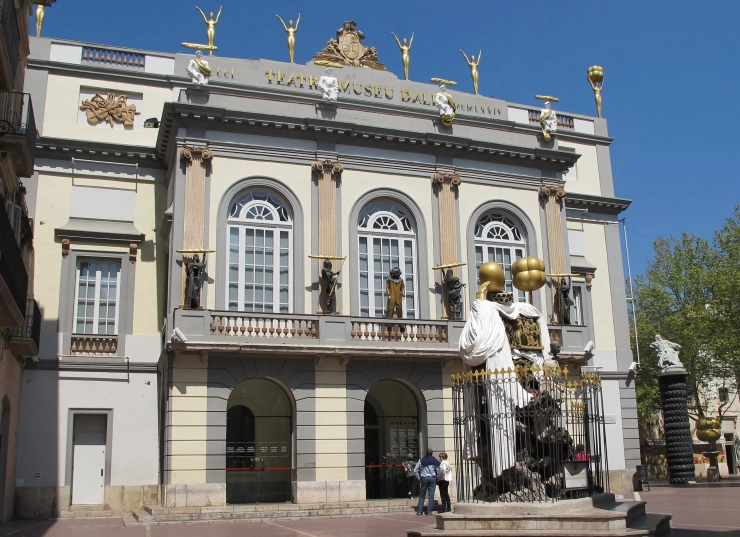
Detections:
13,316,60,519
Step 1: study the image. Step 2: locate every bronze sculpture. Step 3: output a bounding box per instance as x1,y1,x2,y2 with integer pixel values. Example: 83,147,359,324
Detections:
184,253,207,309
444,269,465,320
321,259,340,314
386,267,405,318
556,277,571,325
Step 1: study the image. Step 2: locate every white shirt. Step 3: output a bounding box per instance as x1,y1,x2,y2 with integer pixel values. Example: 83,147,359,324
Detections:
438,460,451,482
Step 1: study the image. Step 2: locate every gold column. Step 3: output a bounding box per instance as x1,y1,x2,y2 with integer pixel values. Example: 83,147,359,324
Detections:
539,185,566,321
433,172,462,319
312,159,343,313
181,146,213,251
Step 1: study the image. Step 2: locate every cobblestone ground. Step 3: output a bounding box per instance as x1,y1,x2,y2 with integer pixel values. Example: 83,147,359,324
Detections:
1,482,739,537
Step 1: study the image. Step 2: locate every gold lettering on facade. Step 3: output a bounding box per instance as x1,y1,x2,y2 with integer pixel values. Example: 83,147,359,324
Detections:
339,79,351,93
353,82,363,95
309,75,319,89
385,86,394,99
285,73,296,86
401,89,411,101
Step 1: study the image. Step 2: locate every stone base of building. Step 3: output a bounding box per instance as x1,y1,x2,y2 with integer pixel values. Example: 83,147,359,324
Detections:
14,485,159,518
608,469,636,495
293,480,366,503
163,483,226,508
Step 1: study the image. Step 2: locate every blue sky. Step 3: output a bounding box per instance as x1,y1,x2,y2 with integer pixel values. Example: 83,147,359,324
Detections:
34,0,740,276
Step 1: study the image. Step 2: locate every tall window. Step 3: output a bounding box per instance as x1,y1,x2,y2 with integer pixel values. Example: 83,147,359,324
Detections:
74,260,121,334
226,191,292,313
357,201,418,318
474,213,527,302
572,286,584,326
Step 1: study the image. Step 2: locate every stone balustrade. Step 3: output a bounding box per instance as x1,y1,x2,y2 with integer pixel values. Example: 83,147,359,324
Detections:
210,313,318,339
70,335,118,355
81,46,145,69
349,318,447,344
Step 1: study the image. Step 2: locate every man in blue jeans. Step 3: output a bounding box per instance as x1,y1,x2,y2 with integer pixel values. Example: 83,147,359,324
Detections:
413,448,441,515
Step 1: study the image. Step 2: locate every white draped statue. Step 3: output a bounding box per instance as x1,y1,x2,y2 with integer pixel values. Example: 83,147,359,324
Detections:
318,68,339,101
186,50,211,85
458,298,551,478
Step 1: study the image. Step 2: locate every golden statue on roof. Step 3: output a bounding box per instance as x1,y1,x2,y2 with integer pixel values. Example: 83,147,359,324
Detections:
312,21,386,71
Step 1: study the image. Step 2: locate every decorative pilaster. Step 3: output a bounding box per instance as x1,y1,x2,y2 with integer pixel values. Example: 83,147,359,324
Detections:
312,159,343,313
181,146,213,251
433,172,462,319
539,185,566,321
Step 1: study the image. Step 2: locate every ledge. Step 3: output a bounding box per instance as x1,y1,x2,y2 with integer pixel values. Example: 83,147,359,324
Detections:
565,193,632,215
55,218,145,243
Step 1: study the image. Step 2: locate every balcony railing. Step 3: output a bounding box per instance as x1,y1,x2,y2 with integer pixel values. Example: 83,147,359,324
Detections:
81,46,145,70
0,92,37,166
528,110,575,130
174,309,464,354
7,298,40,356
0,198,27,318
70,335,118,356
0,0,21,83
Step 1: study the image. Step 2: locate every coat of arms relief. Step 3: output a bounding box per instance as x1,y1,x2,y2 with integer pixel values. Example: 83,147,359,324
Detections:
312,21,386,71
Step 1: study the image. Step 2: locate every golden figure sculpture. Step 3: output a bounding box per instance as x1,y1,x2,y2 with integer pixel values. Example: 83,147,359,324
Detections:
385,267,405,318
35,4,44,36
587,65,604,118
195,5,222,55
276,14,300,63
391,32,413,80
460,49,482,95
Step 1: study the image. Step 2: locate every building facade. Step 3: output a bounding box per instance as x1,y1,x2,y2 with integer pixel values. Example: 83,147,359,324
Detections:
16,31,636,516
0,0,55,523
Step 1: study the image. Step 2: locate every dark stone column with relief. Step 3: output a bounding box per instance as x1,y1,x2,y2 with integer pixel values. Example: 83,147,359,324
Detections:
658,369,696,484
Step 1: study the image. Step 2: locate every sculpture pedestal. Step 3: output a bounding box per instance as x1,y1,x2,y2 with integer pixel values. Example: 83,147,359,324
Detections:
703,447,722,482
658,369,696,484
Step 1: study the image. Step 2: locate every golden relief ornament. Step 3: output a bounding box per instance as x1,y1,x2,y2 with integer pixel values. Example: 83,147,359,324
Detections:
312,21,386,70
503,315,543,351
80,93,140,128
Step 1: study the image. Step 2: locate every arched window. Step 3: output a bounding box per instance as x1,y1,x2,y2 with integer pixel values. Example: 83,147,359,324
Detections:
357,201,418,318
226,191,292,312
474,213,527,302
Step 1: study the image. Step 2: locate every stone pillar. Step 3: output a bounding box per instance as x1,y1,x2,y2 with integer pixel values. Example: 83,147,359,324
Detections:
312,159,343,313
180,146,213,306
433,172,461,319
539,185,566,322
658,369,696,484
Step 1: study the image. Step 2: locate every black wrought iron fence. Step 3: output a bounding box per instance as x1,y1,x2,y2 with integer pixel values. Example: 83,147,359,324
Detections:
451,364,608,503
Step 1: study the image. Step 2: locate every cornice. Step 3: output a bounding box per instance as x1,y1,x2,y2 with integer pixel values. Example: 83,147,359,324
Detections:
565,192,632,215
34,136,165,167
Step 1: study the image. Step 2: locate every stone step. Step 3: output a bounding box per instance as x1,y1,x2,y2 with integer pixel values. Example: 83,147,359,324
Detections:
604,501,647,525
438,511,631,532
59,509,113,519
67,504,109,512
133,509,155,523
407,525,651,537
627,513,672,537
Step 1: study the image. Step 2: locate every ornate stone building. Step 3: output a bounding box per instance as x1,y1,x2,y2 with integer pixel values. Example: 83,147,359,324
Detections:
15,33,635,516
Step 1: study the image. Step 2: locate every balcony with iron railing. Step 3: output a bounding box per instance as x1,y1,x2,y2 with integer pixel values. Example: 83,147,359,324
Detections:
0,92,37,177
0,0,21,90
172,309,462,359
6,298,40,356
0,198,27,326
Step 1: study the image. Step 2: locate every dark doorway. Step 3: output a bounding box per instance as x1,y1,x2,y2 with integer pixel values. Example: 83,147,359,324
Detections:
226,378,292,504
364,380,419,499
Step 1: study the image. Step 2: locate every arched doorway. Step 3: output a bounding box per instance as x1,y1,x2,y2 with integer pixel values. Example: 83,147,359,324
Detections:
364,380,420,499
226,379,292,504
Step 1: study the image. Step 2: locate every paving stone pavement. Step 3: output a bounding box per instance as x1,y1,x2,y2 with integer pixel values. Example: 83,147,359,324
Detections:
1,481,740,537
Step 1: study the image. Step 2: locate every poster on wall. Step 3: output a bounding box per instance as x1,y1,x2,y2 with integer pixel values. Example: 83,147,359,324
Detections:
387,419,418,458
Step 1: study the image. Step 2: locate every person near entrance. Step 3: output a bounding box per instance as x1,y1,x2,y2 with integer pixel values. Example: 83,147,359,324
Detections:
437,452,452,512
404,452,419,498
414,448,441,515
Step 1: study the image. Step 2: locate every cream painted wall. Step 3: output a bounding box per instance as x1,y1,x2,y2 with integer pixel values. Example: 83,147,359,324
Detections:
206,158,314,313
41,74,171,145
32,172,164,348
458,184,548,309
314,360,348,482
559,142,602,197
340,170,435,316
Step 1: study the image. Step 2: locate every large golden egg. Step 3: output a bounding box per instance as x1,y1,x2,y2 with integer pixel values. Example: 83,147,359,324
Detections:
587,65,604,83
478,262,505,293
511,257,546,291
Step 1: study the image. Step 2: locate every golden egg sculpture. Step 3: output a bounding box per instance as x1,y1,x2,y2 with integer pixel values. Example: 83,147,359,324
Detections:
587,65,604,84
478,262,505,293
695,417,722,442
511,257,546,291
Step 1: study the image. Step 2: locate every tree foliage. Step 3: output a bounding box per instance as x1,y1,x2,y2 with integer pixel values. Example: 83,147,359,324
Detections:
632,206,740,424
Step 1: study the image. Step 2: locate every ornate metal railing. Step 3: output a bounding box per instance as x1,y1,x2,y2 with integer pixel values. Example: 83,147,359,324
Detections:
527,110,575,130
70,335,118,355
0,0,21,83
81,46,145,69
209,312,319,339
349,318,447,344
7,298,40,346
452,364,608,503
0,92,36,164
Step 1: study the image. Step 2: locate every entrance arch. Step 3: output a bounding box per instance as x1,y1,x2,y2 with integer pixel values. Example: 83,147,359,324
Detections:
226,378,292,504
364,380,420,499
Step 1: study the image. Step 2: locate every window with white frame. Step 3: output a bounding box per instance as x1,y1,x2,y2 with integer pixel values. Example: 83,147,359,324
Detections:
226,191,292,313
74,260,121,334
357,201,418,318
474,213,527,302
5,190,23,246
572,285,584,326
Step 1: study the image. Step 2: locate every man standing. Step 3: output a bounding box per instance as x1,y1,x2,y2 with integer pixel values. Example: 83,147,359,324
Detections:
414,448,441,515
